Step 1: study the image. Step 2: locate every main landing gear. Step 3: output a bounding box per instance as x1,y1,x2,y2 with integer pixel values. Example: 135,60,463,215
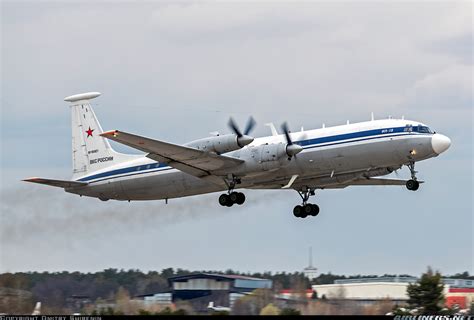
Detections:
293,188,320,219
406,161,420,191
219,192,245,207
218,175,246,207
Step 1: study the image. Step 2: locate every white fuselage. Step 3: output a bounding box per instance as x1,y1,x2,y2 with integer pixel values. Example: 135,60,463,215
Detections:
67,119,445,201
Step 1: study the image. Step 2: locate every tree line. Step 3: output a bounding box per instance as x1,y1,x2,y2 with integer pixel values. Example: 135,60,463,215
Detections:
0,268,471,313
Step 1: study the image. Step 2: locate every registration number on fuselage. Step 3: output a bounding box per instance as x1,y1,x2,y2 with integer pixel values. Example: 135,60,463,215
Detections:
90,156,114,165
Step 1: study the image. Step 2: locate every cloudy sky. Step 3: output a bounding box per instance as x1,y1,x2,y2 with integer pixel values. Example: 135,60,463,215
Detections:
1,1,472,276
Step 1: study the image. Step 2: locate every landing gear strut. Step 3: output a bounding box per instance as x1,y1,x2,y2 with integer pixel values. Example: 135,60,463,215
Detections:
218,175,246,207
406,161,420,191
293,188,320,218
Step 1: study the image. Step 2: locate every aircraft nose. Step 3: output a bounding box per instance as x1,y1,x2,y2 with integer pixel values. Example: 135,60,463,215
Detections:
431,133,451,155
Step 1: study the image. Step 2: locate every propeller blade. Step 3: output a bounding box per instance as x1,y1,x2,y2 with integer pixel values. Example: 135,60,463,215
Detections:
281,122,293,145
228,117,243,138
244,117,256,135
281,122,303,158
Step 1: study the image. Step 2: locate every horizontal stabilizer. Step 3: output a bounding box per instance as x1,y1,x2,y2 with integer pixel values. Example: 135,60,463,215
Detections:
23,177,88,188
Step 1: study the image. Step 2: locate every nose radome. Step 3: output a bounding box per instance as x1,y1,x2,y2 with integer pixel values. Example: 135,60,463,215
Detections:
431,134,451,154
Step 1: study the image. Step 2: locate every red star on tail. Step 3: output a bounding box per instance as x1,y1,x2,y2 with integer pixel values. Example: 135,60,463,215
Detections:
86,127,94,137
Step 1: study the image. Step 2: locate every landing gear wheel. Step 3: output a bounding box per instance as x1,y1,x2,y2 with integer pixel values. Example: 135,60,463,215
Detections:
406,179,419,191
311,204,320,216
219,194,231,206
412,180,419,191
235,192,246,205
229,192,239,203
293,205,303,218
219,192,245,207
303,204,313,216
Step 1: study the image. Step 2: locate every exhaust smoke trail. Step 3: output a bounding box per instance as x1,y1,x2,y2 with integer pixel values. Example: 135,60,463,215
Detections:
0,186,281,243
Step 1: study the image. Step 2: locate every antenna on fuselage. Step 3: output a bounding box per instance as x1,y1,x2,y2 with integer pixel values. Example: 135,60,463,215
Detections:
265,123,279,136
401,115,405,120
371,112,374,121
322,123,325,128
346,120,350,125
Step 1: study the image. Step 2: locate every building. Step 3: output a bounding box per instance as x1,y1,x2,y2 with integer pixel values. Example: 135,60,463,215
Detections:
312,277,474,308
133,292,173,308
276,289,314,301
168,273,272,312
66,295,93,313
445,288,474,309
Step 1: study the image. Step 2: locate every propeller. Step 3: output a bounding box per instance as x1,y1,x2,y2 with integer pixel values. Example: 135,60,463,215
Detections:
228,117,256,147
281,122,303,159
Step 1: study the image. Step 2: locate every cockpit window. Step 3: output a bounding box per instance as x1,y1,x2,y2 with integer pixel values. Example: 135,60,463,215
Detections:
414,125,433,134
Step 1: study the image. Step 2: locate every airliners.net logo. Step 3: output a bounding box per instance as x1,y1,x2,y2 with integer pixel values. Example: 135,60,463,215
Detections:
394,316,473,320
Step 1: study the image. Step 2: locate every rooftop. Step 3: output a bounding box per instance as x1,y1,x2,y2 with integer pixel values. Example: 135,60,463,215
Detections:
334,277,474,288
168,273,270,284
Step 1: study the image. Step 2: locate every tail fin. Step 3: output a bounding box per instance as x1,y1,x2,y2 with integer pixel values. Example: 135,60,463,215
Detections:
64,92,139,179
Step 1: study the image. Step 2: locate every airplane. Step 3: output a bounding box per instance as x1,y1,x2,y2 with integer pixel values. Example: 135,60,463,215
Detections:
32,302,41,315
207,301,231,312
24,92,451,218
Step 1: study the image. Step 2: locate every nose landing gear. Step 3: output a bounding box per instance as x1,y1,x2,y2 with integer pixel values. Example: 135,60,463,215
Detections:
293,188,320,218
406,161,420,191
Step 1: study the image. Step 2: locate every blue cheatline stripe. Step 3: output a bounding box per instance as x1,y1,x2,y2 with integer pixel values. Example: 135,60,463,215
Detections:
80,167,174,184
302,133,409,150
77,162,170,182
77,126,430,183
295,127,407,147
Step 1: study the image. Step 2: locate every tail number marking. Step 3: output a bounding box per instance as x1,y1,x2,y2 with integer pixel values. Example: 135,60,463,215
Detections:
90,156,113,165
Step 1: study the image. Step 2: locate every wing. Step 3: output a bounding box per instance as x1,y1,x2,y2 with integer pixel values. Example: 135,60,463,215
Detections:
23,177,88,188
100,130,243,184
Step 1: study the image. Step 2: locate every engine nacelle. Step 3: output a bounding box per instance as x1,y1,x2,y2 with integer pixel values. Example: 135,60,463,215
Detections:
259,143,288,162
186,134,253,154
236,142,295,172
